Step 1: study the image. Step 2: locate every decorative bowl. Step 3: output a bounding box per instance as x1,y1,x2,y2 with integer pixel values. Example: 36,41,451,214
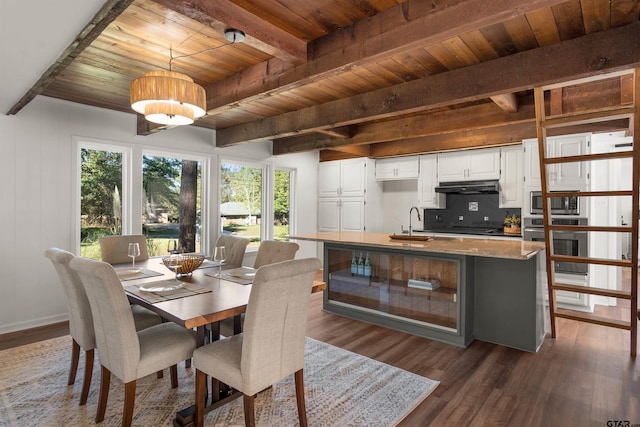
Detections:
162,253,205,275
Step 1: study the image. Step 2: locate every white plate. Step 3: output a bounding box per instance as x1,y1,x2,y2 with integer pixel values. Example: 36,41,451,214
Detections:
116,267,143,277
228,268,256,279
138,282,184,292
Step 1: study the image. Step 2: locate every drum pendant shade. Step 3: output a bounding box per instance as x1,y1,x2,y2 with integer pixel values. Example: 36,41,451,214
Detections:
130,70,206,126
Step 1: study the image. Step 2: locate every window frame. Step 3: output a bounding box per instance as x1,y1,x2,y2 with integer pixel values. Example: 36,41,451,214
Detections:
73,137,212,257
273,166,296,240
218,156,272,251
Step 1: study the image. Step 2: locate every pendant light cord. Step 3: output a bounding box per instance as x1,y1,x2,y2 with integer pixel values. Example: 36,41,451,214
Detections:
168,29,245,71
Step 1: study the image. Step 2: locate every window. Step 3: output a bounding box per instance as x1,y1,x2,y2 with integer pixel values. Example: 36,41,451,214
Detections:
76,139,210,259
274,168,294,241
220,160,265,247
142,154,203,256
79,146,125,259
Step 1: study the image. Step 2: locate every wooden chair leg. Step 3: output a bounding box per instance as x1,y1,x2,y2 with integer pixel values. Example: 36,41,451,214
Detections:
79,348,94,406
96,366,111,423
156,370,163,379
170,364,178,388
123,380,136,427
68,339,80,385
294,369,308,427
195,369,207,427
185,358,192,368
243,394,256,427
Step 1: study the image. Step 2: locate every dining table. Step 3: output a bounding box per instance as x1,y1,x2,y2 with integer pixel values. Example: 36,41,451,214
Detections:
113,256,326,427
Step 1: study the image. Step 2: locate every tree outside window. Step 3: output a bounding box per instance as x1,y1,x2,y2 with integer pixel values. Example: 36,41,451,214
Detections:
220,162,263,247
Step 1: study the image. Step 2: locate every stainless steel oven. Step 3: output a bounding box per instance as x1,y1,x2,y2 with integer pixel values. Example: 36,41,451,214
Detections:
523,217,588,275
530,191,580,215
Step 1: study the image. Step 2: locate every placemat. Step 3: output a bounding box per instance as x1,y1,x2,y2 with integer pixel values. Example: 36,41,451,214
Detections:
197,259,222,269
204,267,254,285
125,280,212,303
116,268,164,281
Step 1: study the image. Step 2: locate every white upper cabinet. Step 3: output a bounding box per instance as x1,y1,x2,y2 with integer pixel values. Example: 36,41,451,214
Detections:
523,133,590,190
499,145,524,208
417,154,446,209
437,147,501,182
318,158,366,197
375,156,419,181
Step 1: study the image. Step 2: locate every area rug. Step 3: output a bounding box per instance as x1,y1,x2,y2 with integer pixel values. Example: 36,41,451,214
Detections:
0,336,438,426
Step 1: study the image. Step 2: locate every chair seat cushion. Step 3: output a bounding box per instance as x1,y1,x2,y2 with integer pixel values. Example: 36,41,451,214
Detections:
193,334,243,391
135,323,198,380
131,305,162,331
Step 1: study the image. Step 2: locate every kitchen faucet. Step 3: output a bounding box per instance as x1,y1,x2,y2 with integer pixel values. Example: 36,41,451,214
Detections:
409,206,421,236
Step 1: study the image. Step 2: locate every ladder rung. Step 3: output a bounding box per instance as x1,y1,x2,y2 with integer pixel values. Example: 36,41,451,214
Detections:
552,282,632,299
549,254,632,267
542,190,634,198
540,106,635,129
548,225,633,233
555,308,632,330
544,151,633,164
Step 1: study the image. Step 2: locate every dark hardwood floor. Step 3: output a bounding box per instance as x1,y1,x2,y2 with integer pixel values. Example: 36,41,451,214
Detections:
2,293,638,426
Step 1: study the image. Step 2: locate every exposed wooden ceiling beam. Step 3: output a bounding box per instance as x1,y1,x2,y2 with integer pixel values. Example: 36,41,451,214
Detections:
490,93,518,112
316,127,353,139
150,0,307,64
368,118,630,158
6,0,133,115
330,144,370,157
204,0,569,114
273,101,536,155
218,22,640,147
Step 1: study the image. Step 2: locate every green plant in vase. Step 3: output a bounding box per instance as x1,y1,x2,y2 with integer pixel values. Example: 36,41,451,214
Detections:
503,213,521,234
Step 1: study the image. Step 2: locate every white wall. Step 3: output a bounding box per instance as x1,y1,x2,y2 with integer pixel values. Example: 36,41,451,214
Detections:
381,180,419,233
0,96,318,334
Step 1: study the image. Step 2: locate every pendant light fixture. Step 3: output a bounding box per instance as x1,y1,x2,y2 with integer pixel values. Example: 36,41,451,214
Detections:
130,29,245,126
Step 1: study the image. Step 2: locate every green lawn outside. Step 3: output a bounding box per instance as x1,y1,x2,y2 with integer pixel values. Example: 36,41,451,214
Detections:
80,224,290,259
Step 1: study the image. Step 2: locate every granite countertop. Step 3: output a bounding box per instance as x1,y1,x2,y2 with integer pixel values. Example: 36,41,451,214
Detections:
289,231,545,260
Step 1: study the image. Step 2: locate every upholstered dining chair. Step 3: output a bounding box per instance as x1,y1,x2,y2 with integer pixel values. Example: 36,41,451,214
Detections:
99,234,149,265
45,248,162,406
220,239,300,337
193,257,322,427
213,234,250,268
69,256,198,427
252,240,299,268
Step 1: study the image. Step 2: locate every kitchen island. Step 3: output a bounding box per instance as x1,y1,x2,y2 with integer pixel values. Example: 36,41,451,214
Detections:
290,231,547,352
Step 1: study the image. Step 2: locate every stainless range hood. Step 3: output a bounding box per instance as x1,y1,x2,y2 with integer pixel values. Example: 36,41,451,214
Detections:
435,180,500,195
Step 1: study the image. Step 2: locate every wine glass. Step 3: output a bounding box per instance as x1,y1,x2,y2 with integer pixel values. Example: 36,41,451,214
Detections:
167,254,183,283
213,246,227,275
127,243,140,271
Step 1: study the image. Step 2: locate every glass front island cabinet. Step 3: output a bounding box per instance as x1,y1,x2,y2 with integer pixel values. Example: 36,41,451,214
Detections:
323,243,474,347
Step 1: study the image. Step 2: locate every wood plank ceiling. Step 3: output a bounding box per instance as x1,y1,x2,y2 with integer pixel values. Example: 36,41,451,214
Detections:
8,0,640,160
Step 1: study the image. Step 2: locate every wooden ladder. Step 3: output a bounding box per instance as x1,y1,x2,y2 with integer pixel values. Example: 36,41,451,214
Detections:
534,70,640,357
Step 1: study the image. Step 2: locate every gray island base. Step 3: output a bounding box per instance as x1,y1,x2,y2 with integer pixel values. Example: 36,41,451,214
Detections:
291,232,547,352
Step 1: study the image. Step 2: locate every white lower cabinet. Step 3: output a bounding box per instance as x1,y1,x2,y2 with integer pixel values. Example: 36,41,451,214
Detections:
318,197,366,232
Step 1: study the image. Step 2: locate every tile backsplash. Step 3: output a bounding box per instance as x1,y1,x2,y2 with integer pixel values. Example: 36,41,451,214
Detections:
423,193,520,229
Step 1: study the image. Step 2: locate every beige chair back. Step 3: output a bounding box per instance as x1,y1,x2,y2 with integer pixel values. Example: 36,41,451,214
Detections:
69,257,141,382
252,240,299,269
45,248,95,350
241,257,321,395
99,234,149,265
214,234,250,268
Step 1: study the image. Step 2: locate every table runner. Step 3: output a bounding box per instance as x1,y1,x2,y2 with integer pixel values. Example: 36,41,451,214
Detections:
125,280,212,303
116,268,163,281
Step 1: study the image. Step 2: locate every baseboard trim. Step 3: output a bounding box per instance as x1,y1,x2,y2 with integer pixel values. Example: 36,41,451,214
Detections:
0,313,69,336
